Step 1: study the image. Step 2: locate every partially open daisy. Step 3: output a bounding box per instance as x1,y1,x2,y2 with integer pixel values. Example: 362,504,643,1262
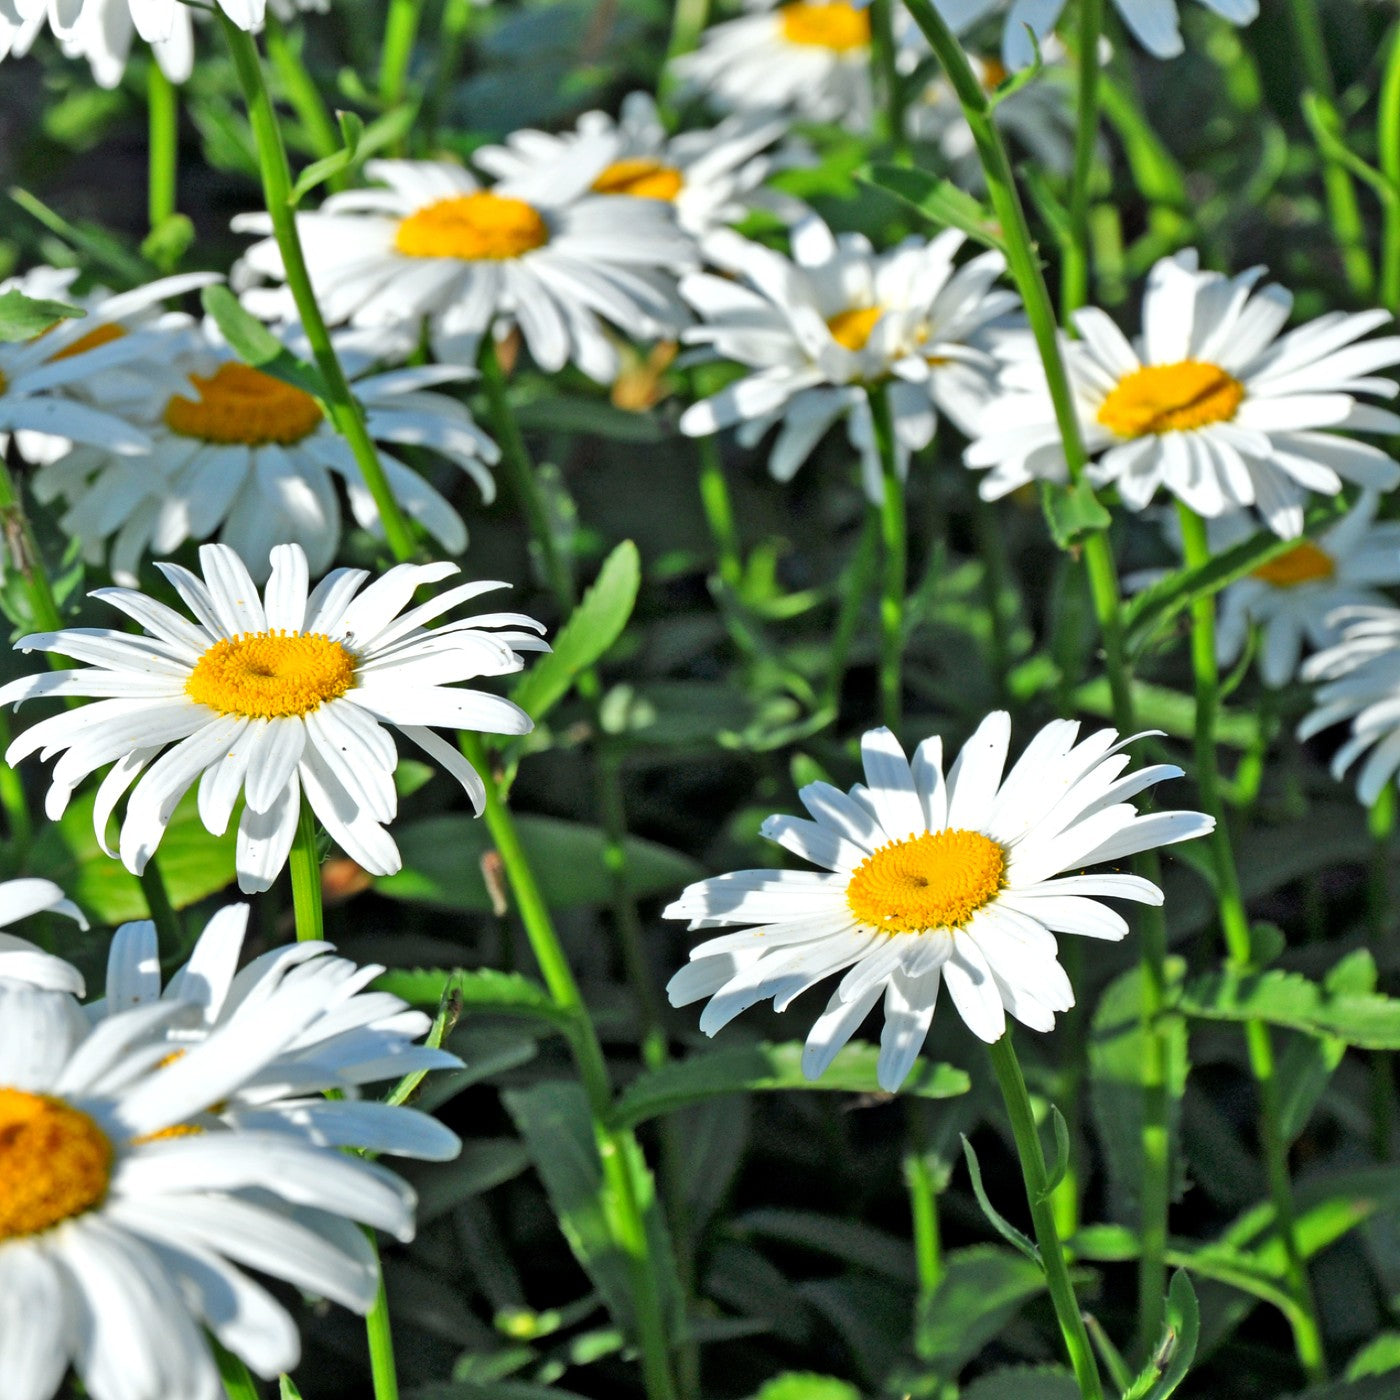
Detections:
0,949,446,1400
666,716,1212,1090
964,250,1400,537
0,878,86,1000
0,542,545,894
33,314,499,584
234,157,696,381
681,217,1017,501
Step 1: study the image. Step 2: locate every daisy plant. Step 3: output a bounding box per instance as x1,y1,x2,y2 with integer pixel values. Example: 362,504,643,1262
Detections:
667,715,1213,1396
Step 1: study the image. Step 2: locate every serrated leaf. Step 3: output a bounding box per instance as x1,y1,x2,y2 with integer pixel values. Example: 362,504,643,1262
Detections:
860,162,1005,249
915,1246,1047,1376
748,1375,860,1400
511,540,641,724
199,285,325,399
960,1366,1081,1400
962,1136,1039,1263
374,812,700,912
1041,479,1112,550
608,1041,969,1128
370,967,568,1030
1124,1269,1199,1399
0,289,84,342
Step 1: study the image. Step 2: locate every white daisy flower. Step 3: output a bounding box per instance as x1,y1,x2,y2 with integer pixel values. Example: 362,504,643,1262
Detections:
0,879,86,999
32,314,499,585
666,715,1213,1090
89,904,461,1159
0,952,445,1400
0,541,546,895
680,216,1017,501
233,157,697,382
1299,607,1400,805
473,91,799,243
964,249,1400,537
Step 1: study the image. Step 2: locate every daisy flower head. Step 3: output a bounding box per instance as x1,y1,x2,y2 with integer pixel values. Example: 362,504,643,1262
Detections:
33,314,499,585
964,250,1400,537
666,716,1213,1090
0,943,450,1400
0,879,86,1003
0,542,546,894
234,157,697,382
680,217,1017,501
473,92,800,244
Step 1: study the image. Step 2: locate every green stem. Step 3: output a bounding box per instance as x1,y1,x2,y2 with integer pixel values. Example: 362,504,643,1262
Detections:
970,490,1014,704
695,432,743,591
146,60,178,236
214,1340,262,1398
988,1034,1103,1399
138,855,182,953
365,1233,400,1400
868,386,906,732
1177,504,1326,1384
218,14,418,564
1286,0,1375,296
288,799,324,944
460,732,681,1400
0,712,31,846
657,0,711,119
1061,0,1103,315
1380,22,1400,313
378,0,423,112
824,511,881,712
870,0,908,156
265,16,344,172
425,0,474,140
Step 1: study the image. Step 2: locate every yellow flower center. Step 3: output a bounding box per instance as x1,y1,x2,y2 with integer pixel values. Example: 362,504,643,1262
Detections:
846,828,1006,935
394,192,551,261
778,2,870,51
185,630,357,719
0,369,8,397
591,158,685,202
0,1088,113,1240
1251,539,1336,588
1097,360,1245,438
46,321,127,363
164,363,323,447
980,56,1010,90
827,306,883,352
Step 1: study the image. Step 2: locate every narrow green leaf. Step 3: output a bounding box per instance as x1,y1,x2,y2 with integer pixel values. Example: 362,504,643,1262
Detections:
1040,479,1112,550
860,162,1006,249
1124,1269,1200,1400
735,1208,915,1282
914,1246,1047,1376
370,967,569,1031
1073,676,1258,749
608,1041,970,1129
961,1136,1039,1263
289,104,417,204
279,1378,304,1400
1346,1331,1400,1381
748,1376,861,1400
511,540,641,724
199,285,325,399
0,289,84,342
1037,1104,1071,1203
9,186,154,282
408,1139,531,1223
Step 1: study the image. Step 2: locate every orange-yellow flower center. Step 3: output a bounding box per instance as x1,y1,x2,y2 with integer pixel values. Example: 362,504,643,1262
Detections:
846,828,1006,935
1097,360,1245,438
394,192,551,261
164,363,323,447
46,321,127,363
827,306,883,352
591,158,685,202
778,2,870,51
1251,539,1336,588
979,56,1010,89
185,630,356,719
0,1088,113,1240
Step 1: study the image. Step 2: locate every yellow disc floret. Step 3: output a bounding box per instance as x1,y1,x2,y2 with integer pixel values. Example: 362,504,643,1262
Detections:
394,192,551,261
846,828,1006,935
1097,360,1245,438
592,159,685,202
0,1088,113,1240
778,2,870,50
164,363,323,446
1252,539,1336,588
186,630,356,719
827,306,883,352
46,322,127,363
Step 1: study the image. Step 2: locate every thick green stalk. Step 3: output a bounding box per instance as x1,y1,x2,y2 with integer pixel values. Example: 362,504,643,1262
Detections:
868,386,906,732
365,1234,401,1400
218,15,418,564
988,1034,1103,1399
1380,23,1400,312
1286,0,1375,296
1177,505,1326,1383
1061,0,1104,315
146,61,178,235
138,856,182,953
288,799,324,944
460,732,681,1400
378,0,423,112
265,16,344,172
870,0,908,156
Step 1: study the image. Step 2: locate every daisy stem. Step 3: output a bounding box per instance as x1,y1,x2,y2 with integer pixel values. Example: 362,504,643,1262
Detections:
1285,0,1375,297
459,731,682,1400
365,1233,401,1400
987,1032,1103,1400
1061,0,1103,316
1177,503,1327,1384
425,0,475,141
218,14,420,566
146,60,178,236
379,0,423,113
870,0,908,157
868,385,906,732
695,431,744,591
288,799,325,944
660,0,711,115
1379,22,1400,313
138,856,182,954
824,511,882,711
265,16,344,172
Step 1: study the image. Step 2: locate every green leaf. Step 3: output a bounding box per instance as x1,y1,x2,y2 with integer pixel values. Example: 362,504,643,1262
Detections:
199,285,325,399
1275,1028,1345,1146
279,1379,304,1400
735,1208,914,1282
1073,676,1258,749
960,1367,1081,1400
0,289,84,342
1124,1269,1200,1400
608,1041,970,1128
374,813,701,912
9,187,154,283
961,1136,1038,1263
511,540,641,724
369,967,569,1030
1038,1104,1071,1203
860,163,1005,249
407,1139,531,1223
915,1246,1047,1376
1346,1332,1400,1381
501,1081,684,1339
1040,480,1112,550
289,103,418,205
140,213,195,272
748,1376,861,1400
